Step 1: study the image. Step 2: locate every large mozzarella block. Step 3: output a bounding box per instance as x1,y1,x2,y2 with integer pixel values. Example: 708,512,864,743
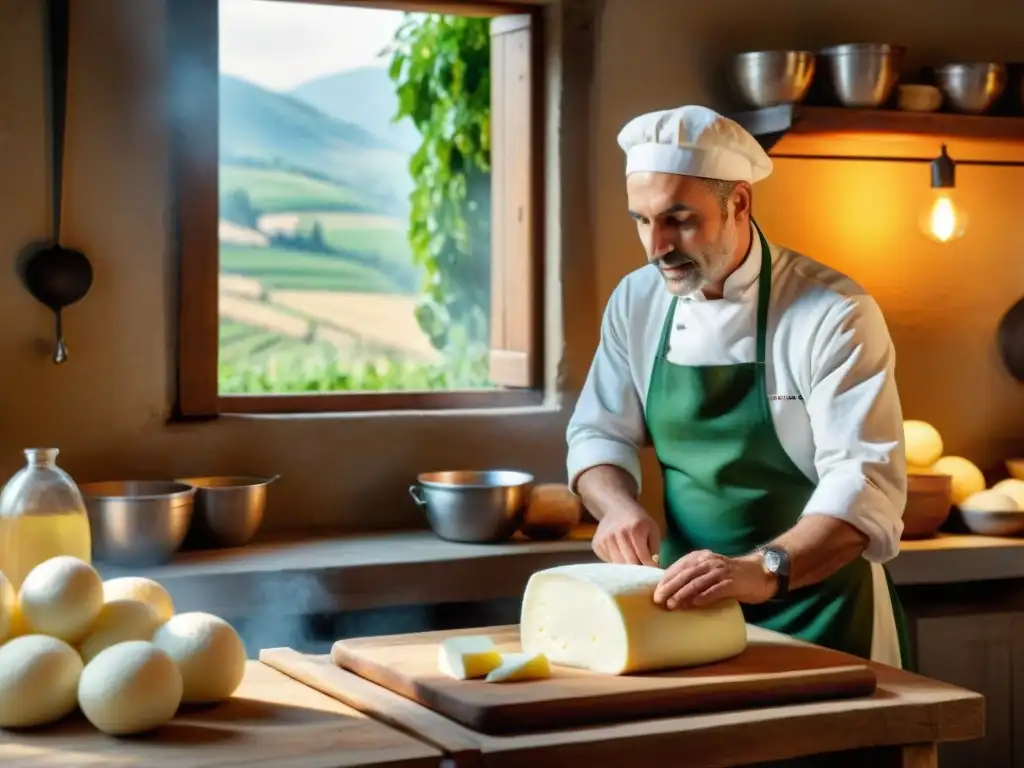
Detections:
437,636,502,680
520,563,747,675
485,652,550,683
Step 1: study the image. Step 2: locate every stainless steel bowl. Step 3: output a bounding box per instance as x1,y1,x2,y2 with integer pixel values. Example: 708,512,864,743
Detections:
819,43,906,108
732,50,816,108
177,475,278,548
81,481,195,567
409,470,534,543
935,62,1007,114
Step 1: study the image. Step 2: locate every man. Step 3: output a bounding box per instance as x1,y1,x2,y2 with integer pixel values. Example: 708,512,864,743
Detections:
566,105,908,668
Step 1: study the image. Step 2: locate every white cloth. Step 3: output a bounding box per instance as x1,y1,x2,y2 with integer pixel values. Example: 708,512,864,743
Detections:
617,105,773,183
566,229,907,666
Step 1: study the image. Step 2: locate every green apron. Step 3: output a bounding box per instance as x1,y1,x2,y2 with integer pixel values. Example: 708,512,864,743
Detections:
644,222,910,668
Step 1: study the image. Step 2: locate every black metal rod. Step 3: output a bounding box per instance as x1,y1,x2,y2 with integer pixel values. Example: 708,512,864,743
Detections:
46,0,69,243
770,153,1024,168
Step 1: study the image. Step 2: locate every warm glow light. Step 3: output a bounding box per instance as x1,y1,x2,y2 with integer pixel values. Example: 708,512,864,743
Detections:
919,190,968,244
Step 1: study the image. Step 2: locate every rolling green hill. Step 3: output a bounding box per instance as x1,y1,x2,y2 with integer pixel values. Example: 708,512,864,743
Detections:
290,66,422,154
216,71,425,390
221,74,384,155
220,75,412,211
220,245,401,293
220,166,365,213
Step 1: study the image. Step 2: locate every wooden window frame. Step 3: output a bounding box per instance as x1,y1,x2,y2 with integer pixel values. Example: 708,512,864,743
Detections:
170,0,546,418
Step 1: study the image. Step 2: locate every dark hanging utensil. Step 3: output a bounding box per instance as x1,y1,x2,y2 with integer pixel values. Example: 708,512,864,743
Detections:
997,298,1024,383
19,0,93,364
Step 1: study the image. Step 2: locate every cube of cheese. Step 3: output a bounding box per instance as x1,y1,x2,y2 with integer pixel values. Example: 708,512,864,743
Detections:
485,652,550,683
520,563,747,675
437,635,502,680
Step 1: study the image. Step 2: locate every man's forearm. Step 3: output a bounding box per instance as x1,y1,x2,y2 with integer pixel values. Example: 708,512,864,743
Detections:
576,465,641,521
742,514,869,591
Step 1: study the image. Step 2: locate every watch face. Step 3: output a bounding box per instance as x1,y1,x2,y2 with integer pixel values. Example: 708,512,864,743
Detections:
764,550,782,573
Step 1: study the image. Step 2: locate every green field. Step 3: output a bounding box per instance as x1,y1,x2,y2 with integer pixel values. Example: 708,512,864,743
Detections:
292,211,415,279
219,320,336,368
213,70,461,394
220,166,366,213
217,158,432,392
220,244,403,293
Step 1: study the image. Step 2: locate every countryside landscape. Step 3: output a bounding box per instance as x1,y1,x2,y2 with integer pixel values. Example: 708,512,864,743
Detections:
217,3,487,394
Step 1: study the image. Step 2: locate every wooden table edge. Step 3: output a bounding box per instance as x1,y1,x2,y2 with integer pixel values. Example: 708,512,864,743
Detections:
259,647,983,768
261,649,485,766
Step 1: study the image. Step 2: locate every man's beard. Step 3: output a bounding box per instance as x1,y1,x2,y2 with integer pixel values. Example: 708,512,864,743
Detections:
657,252,703,294
656,227,736,296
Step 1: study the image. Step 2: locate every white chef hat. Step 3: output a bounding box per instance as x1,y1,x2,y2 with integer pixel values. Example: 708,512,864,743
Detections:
617,105,773,183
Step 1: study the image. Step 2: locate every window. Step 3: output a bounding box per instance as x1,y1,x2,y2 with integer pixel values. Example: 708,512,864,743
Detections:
170,0,544,416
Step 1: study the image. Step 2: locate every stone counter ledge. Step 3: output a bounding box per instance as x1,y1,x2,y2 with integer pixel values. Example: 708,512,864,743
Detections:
94,527,1024,617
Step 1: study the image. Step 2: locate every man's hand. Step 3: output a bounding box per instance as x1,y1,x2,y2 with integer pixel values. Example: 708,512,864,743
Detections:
591,504,661,566
653,551,775,609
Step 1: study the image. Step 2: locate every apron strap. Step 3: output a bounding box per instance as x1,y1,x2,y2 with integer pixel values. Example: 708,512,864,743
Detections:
752,219,772,365
656,296,678,358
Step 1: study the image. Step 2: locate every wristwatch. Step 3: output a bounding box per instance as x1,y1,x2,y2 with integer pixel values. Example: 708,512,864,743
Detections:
759,546,790,601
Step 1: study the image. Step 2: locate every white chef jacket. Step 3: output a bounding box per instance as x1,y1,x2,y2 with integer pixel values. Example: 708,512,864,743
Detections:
567,227,907,667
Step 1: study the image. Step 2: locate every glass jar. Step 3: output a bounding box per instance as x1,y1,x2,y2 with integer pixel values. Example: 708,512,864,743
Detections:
0,448,92,589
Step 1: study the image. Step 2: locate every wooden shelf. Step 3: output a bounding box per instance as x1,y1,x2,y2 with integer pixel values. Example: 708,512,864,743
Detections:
730,105,1024,163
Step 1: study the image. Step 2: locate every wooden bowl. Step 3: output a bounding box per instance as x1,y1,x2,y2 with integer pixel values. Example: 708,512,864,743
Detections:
520,484,582,541
1005,459,1024,480
902,472,953,539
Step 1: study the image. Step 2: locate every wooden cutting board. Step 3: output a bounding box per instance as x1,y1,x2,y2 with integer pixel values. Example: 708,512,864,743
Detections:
330,624,877,735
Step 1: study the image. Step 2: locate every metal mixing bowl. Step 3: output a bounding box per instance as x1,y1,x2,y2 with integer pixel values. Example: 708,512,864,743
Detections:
409,470,534,543
732,50,816,108
935,62,1007,113
176,475,278,548
81,480,195,567
819,43,906,108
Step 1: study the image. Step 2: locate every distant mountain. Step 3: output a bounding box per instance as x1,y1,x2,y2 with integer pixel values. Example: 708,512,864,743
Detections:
219,75,412,210
221,74,387,159
290,66,422,154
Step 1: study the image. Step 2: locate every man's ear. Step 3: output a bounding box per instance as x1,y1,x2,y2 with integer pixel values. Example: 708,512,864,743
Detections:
731,182,753,222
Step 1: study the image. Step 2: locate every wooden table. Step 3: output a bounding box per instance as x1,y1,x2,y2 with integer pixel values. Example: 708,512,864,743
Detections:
0,661,441,767
260,635,985,768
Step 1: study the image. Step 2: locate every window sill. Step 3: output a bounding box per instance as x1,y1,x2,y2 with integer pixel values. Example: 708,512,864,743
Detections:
96,526,599,616
168,397,562,424
219,388,545,415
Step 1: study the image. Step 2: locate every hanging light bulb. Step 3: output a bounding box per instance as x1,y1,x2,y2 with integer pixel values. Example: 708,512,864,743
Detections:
919,144,968,244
